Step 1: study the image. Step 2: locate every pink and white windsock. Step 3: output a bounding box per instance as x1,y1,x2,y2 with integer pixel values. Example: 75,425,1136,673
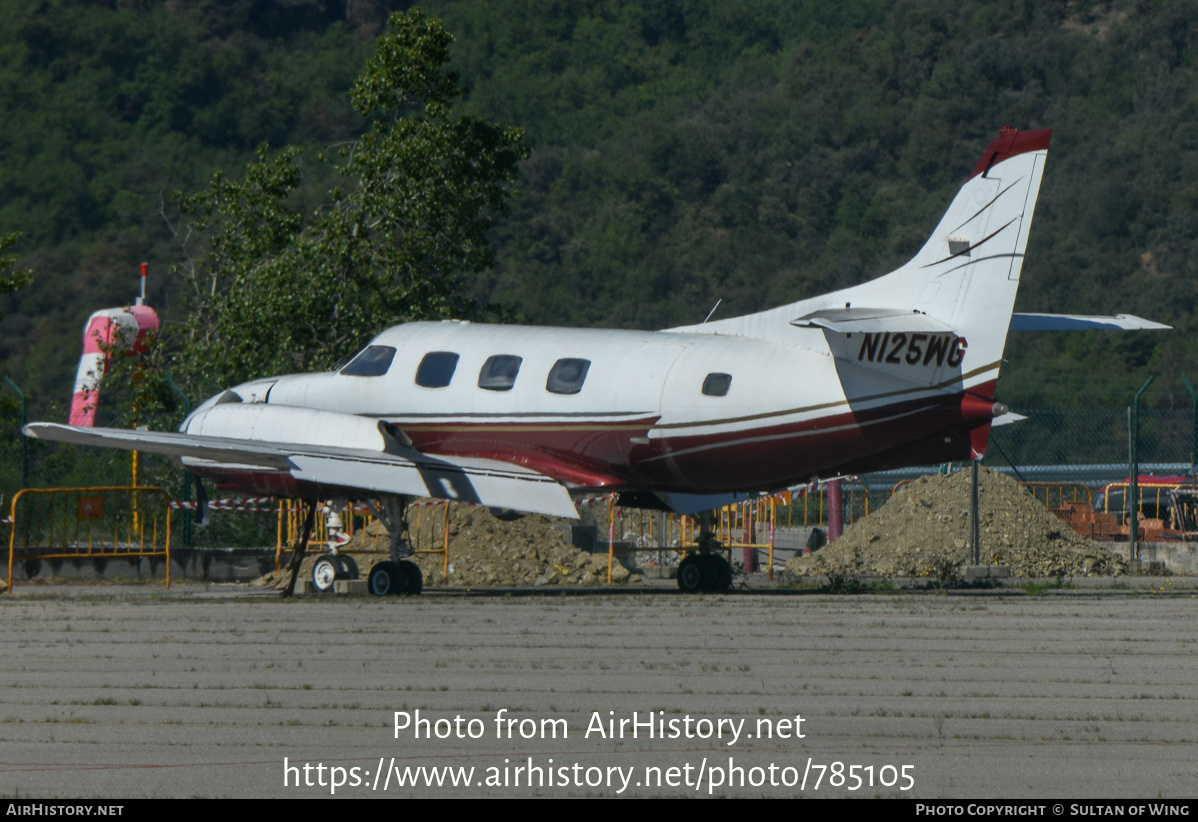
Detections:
68,304,160,427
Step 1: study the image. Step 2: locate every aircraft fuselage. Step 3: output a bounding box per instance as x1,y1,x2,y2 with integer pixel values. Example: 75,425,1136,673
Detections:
203,319,991,500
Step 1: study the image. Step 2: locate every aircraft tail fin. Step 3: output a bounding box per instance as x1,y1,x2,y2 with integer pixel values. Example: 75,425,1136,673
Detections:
680,128,1052,402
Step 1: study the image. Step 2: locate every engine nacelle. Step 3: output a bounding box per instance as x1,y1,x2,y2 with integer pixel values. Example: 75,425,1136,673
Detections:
182,403,391,454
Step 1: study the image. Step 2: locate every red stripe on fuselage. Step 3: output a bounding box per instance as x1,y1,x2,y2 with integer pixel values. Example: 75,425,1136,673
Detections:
400,417,657,488
397,386,998,494
192,387,1000,499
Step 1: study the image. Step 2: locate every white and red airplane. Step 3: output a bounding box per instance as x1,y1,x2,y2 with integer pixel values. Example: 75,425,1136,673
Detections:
25,127,1167,594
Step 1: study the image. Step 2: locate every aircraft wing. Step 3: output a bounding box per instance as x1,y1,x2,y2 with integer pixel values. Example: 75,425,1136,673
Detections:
23,423,295,468
23,422,581,519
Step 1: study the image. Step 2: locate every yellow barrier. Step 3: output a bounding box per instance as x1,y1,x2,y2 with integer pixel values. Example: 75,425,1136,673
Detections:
780,482,872,530
1098,481,1186,532
892,478,1094,510
671,494,790,580
5,486,172,593
603,501,683,582
276,500,449,579
718,497,779,580
275,494,794,587
1021,482,1093,509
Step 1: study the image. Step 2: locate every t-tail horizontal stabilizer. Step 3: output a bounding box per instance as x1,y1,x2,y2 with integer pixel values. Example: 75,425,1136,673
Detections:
1009,313,1170,331
791,308,954,334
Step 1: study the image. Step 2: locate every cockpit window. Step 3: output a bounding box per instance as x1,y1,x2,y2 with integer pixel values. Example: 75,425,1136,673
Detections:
340,345,396,377
415,352,460,388
546,358,591,394
702,373,732,396
478,355,523,391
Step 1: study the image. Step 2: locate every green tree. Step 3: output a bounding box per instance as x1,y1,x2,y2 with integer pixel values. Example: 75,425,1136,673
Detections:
0,232,33,320
172,7,528,396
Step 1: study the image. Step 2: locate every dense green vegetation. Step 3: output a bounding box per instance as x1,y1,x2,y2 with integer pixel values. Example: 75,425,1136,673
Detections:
167,8,527,398
0,232,33,319
0,0,385,409
4,0,1198,419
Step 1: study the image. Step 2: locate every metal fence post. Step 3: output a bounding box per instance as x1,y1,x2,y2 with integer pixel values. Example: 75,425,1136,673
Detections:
1131,376,1155,563
1183,374,1197,486
166,374,192,547
3,377,28,489
971,459,981,567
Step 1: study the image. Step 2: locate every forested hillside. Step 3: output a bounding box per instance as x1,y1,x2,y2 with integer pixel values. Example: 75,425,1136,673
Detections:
0,0,388,408
3,0,1198,415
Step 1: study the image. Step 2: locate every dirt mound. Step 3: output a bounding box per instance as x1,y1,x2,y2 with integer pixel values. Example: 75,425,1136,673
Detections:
786,467,1126,580
253,505,642,589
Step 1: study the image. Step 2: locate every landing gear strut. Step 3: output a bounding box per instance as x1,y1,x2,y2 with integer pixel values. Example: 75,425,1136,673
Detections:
311,501,359,594
366,496,423,596
678,511,732,594
280,500,317,598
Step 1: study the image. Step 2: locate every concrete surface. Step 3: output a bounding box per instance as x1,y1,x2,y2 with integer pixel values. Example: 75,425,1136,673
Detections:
2,580,1198,798
5,548,279,583
1104,540,1198,574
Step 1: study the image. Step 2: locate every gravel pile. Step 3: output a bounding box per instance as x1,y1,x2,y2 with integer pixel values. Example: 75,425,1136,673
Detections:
785,467,1126,580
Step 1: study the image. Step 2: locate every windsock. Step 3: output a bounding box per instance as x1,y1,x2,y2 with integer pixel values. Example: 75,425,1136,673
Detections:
68,304,160,427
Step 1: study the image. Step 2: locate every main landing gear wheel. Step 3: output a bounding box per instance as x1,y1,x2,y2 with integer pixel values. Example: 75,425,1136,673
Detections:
312,556,340,593
399,560,423,595
677,556,704,593
369,561,409,596
677,554,732,593
707,554,733,592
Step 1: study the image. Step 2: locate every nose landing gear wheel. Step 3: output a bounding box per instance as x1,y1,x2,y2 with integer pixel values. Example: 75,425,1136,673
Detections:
368,561,409,596
335,554,359,580
312,557,339,593
313,554,360,592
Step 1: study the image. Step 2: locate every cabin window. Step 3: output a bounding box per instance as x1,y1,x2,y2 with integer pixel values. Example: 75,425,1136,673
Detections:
546,358,591,395
478,355,523,391
702,373,732,396
340,345,396,377
415,351,460,388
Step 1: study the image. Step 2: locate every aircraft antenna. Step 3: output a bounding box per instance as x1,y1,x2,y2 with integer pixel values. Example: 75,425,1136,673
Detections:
702,299,723,324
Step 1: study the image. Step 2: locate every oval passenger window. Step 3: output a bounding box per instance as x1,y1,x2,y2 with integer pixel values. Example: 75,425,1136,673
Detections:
546,358,591,395
478,355,523,391
415,352,460,388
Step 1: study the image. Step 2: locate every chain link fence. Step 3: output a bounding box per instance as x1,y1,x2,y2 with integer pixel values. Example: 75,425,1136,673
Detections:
986,407,1195,479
